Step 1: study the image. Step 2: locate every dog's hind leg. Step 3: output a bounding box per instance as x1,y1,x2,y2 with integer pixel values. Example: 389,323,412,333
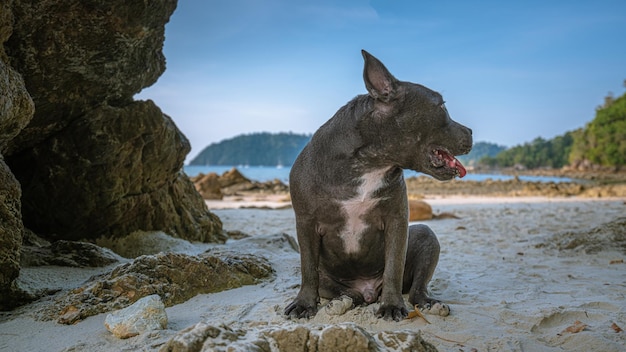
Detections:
403,224,450,316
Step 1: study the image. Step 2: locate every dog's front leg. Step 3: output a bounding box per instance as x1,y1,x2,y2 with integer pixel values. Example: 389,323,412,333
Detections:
376,219,409,321
284,218,321,319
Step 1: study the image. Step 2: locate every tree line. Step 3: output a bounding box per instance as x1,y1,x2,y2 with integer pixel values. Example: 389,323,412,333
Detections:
481,88,625,169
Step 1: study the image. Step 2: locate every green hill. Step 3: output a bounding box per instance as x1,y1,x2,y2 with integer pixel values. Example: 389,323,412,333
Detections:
189,132,311,166
481,88,625,169
570,92,626,167
457,142,506,167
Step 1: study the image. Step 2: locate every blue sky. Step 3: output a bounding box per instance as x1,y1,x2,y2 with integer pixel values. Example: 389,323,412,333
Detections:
136,0,626,162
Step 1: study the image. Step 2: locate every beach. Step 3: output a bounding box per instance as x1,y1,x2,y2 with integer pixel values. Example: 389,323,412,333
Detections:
1,195,625,351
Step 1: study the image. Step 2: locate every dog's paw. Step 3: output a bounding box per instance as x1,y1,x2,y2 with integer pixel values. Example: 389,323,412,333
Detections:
324,295,354,316
421,302,450,317
284,299,318,319
375,303,408,321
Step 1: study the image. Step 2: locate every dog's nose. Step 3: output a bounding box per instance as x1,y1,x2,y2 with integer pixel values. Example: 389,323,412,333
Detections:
467,127,473,135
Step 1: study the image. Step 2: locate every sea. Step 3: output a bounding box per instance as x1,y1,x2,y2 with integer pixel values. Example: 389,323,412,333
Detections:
183,165,574,184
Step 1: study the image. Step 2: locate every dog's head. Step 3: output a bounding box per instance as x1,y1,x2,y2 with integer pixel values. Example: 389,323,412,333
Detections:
360,50,473,180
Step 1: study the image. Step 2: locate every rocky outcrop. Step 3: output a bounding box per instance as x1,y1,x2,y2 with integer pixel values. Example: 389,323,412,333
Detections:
4,0,177,152
160,322,438,352
37,251,273,324
405,175,626,198
0,158,25,307
0,0,35,309
0,0,225,309
190,168,290,199
192,173,224,200
8,101,224,241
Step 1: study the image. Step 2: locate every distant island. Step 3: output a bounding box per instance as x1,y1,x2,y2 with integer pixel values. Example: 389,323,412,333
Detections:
189,132,311,167
189,132,505,167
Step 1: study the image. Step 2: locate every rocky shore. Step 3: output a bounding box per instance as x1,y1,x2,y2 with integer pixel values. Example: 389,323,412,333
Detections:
405,174,626,198
190,167,626,202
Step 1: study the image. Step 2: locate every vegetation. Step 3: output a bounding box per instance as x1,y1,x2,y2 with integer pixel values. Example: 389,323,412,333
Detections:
480,133,575,169
457,142,506,167
569,92,626,166
481,87,625,169
189,132,311,166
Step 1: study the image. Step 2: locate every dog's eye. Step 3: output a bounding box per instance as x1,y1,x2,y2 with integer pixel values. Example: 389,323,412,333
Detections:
440,103,447,112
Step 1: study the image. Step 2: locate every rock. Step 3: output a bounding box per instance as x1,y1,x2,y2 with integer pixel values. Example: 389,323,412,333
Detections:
20,240,121,267
190,168,289,199
0,59,35,153
0,4,35,308
96,231,206,259
0,1,12,56
105,294,167,339
5,0,177,152
160,322,438,352
1,0,226,310
409,200,433,221
37,252,273,324
219,168,251,188
324,295,354,316
8,101,226,243
193,173,223,200
0,158,24,310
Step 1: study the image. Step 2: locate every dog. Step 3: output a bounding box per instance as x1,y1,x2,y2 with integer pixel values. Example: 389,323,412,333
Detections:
284,50,472,321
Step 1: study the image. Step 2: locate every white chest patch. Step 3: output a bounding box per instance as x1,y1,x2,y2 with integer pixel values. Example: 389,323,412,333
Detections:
339,168,389,254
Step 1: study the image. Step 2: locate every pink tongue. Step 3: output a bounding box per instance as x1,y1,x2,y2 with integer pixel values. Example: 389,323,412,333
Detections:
448,157,467,178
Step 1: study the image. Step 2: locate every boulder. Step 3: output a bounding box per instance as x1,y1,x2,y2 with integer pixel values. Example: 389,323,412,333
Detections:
8,101,225,242
218,168,251,188
160,322,438,352
0,2,35,307
4,0,177,152
0,158,23,309
0,58,34,153
105,294,168,339
37,251,274,324
408,199,433,221
193,173,224,200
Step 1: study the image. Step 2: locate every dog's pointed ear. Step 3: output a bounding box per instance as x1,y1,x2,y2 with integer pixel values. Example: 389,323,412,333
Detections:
362,50,397,103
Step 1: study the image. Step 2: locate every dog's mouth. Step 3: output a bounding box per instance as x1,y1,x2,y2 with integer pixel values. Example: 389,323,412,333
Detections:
430,148,467,178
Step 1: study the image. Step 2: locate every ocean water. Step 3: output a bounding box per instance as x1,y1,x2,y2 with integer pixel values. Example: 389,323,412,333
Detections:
184,165,574,184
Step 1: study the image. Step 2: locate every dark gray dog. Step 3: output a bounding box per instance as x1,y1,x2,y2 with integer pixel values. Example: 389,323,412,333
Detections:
285,50,472,321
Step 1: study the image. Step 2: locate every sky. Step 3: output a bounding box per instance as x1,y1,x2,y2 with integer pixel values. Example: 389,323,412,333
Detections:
136,0,626,163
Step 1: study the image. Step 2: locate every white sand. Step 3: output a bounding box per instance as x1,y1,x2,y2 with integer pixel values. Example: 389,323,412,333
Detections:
1,197,625,351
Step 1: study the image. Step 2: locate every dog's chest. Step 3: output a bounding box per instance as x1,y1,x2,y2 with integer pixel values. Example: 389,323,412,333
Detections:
338,168,389,254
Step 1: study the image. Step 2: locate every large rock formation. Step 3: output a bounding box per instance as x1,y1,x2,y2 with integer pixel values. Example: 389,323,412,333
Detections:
0,0,225,308
0,0,35,309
